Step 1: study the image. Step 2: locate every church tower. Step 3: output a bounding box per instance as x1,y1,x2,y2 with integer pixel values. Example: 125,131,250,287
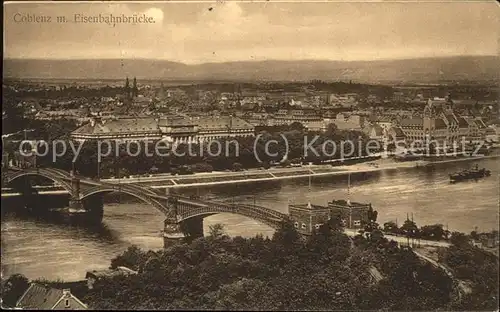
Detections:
125,77,131,99
132,77,138,98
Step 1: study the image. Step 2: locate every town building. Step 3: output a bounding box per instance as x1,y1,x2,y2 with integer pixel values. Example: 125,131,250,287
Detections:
16,283,87,310
305,120,328,132
365,124,385,142
328,199,371,229
71,117,162,142
368,266,385,284
485,126,499,143
328,93,358,108
193,115,255,141
397,99,485,149
71,115,254,143
85,267,138,290
289,202,332,235
265,108,324,130
327,113,366,131
288,199,372,234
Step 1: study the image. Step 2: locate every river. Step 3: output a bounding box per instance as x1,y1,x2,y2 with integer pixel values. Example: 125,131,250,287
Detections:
1,157,498,281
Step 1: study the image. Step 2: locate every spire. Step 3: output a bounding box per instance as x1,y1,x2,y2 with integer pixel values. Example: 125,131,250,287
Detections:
133,77,138,97
125,77,131,99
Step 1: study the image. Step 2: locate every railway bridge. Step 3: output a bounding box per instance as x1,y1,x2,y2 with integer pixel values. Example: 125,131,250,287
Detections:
2,167,287,246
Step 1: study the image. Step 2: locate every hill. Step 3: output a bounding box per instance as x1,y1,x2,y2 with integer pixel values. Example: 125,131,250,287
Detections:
3,56,498,83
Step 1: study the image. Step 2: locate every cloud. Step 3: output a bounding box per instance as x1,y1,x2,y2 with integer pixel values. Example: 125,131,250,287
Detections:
3,2,498,62
166,2,270,43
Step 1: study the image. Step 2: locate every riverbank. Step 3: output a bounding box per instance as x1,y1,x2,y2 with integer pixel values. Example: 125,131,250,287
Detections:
104,154,500,189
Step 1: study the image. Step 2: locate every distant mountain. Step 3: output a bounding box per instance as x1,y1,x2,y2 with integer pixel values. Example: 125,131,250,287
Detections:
3,56,499,83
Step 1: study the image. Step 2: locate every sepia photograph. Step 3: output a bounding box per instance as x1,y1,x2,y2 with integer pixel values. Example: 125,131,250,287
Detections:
1,0,499,310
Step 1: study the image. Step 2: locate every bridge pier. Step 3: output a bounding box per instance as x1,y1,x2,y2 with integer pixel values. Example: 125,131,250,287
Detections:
163,216,204,248
163,217,185,248
64,195,103,225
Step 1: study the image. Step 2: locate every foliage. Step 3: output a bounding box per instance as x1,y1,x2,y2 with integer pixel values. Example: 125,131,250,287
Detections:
231,162,243,172
74,219,489,311
383,221,399,235
0,274,29,308
419,224,446,241
110,246,148,271
400,218,419,238
208,223,226,239
440,237,499,311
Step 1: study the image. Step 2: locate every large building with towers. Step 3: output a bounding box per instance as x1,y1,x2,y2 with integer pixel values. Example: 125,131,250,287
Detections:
71,115,255,143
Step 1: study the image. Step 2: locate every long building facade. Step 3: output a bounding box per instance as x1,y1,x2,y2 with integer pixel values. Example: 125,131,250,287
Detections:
71,115,255,143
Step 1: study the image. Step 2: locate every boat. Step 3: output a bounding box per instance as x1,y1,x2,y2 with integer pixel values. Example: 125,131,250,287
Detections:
449,165,491,183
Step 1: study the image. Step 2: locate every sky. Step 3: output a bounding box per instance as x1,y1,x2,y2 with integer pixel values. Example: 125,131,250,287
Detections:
3,1,499,64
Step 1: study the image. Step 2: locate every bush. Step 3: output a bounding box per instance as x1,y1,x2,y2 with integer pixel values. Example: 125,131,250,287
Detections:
191,162,214,173
232,162,243,172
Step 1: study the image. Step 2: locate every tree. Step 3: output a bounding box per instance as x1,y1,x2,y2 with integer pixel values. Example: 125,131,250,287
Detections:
449,232,469,247
289,122,304,132
325,123,338,138
420,224,445,241
110,245,147,271
280,159,291,167
1,273,29,308
272,219,301,248
383,221,399,235
400,218,419,246
191,162,213,173
364,205,379,233
208,223,226,239
232,162,243,172
2,98,27,134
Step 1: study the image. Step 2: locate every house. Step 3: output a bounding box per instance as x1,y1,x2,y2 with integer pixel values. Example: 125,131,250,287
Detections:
85,266,138,290
368,266,385,284
365,124,385,142
333,113,365,130
16,283,87,310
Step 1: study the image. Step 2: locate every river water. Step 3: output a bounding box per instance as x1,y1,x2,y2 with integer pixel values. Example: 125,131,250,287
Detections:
1,157,499,281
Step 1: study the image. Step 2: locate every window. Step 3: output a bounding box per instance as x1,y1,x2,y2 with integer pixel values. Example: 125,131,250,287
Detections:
301,223,307,229
65,299,70,308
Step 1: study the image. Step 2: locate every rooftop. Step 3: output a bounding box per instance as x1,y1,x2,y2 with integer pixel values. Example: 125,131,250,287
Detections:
435,118,447,130
16,283,80,309
289,202,330,210
72,117,158,135
158,116,194,127
368,266,384,283
457,117,469,128
400,118,423,127
390,126,405,137
85,266,138,279
328,199,371,208
196,116,254,130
